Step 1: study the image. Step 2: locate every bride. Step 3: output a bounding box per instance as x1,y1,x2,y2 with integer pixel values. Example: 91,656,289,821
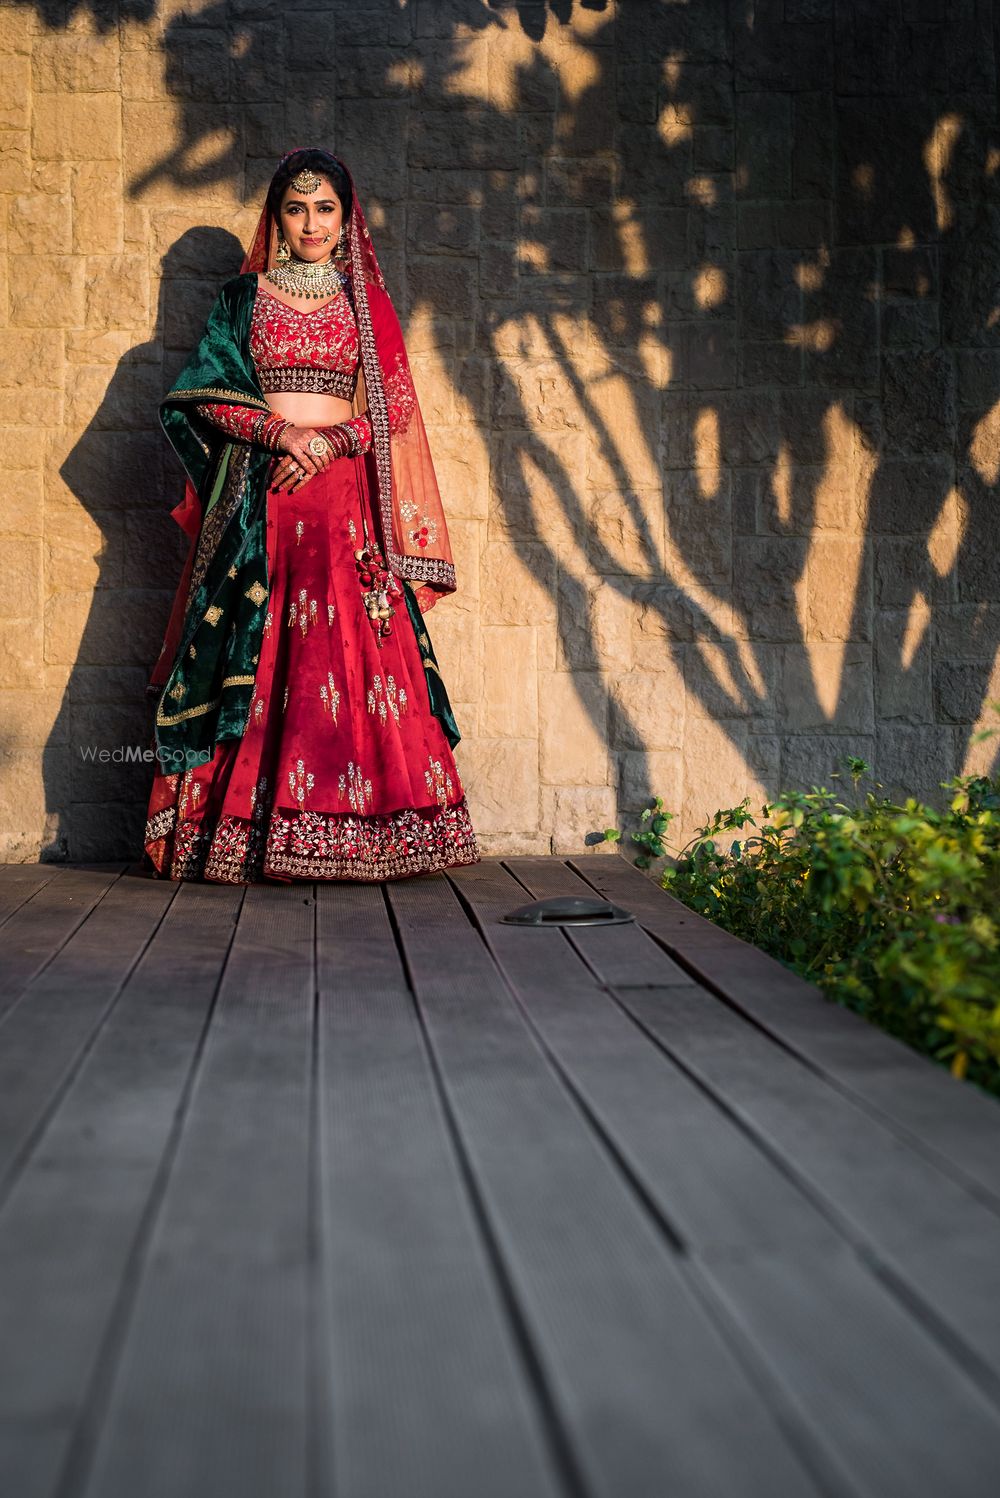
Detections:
143,147,482,883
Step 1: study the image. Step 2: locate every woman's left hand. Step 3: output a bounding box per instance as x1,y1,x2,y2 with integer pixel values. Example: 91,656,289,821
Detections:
271,426,335,492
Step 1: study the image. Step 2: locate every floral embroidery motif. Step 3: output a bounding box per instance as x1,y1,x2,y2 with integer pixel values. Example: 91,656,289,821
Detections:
245,581,268,607
204,605,223,627
295,521,304,546
262,799,480,882
425,755,454,808
327,603,335,626
283,685,290,713
347,518,357,542
163,797,480,884
338,760,373,814
264,611,273,637
168,680,186,702
288,758,315,807
366,672,407,725
287,589,318,638
253,695,264,726
145,805,176,844
319,673,341,723
249,283,360,388
407,513,440,552
383,350,417,438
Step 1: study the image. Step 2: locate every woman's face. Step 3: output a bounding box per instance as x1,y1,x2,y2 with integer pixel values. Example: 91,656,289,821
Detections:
279,175,344,262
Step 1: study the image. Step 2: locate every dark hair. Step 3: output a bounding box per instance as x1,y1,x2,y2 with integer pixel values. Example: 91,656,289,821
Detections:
267,149,352,224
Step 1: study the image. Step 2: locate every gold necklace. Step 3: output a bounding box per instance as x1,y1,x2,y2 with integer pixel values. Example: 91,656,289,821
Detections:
264,254,347,301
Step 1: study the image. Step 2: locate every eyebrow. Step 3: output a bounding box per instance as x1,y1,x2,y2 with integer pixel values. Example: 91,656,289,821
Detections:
284,196,338,206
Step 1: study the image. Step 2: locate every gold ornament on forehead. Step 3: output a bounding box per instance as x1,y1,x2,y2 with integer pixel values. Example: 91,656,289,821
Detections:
291,166,323,194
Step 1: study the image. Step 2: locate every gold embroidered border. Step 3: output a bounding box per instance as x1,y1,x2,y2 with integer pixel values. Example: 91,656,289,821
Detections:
169,387,271,409
189,443,252,598
148,794,482,885
157,671,255,727
156,693,221,727
258,365,357,399
145,805,177,843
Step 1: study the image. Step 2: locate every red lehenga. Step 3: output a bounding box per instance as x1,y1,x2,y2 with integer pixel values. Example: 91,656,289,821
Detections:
143,151,481,884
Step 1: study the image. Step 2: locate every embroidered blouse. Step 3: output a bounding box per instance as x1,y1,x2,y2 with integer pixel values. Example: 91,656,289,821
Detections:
192,278,435,607
193,279,417,459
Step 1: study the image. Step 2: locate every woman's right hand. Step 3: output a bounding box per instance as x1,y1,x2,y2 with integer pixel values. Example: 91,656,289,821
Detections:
271,425,334,491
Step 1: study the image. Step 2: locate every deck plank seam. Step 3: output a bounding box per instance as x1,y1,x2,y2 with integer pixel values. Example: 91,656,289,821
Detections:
446,865,875,1496
0,866,131,1030
49,885,250,1498
306,885,334,1498
381,878,592,1498
603,977,1000,1414
0,879,185,1212
0,866,62,932
566,859,1000,1219
640,924,1000,1220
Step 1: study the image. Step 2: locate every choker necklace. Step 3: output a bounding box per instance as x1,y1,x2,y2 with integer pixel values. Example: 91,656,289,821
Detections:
264,254,348,302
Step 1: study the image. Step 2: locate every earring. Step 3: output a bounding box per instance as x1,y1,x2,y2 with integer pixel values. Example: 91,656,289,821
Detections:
276,235,291,263
334,225,349,259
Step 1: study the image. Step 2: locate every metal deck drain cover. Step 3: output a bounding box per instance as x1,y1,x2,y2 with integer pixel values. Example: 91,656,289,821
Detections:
500,895,635,927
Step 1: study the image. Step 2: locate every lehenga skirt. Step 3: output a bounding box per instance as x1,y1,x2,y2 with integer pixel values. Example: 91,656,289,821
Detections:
144,455,481,883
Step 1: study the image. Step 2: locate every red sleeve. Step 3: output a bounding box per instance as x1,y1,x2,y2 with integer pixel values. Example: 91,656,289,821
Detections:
323,304,419,457
414,585,439,613
195,401,263,443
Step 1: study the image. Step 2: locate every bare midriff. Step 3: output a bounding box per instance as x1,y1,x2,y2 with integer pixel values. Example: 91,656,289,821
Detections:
264,391,355,427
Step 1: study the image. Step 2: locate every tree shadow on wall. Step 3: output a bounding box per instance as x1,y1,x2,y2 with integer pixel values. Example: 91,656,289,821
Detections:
42,229,246,861
9,0,154,29
30,0,1000,854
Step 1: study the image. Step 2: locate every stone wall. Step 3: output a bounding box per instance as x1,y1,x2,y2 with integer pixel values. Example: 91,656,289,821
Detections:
2,0,998,863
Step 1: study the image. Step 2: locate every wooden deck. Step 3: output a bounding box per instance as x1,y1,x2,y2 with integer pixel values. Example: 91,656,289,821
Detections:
1,855,1000,1498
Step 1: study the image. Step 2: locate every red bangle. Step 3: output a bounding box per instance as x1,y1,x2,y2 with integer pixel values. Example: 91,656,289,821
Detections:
259,414,291,452
318,425,354,459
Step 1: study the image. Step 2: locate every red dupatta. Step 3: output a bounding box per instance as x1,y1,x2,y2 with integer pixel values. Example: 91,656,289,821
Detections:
150,147,456,690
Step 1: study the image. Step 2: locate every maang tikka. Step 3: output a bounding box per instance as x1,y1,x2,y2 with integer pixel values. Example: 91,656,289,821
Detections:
291,166,322,193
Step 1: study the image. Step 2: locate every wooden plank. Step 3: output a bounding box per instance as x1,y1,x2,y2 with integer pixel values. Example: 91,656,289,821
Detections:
388,874,824,1498
484,860,1000,1491
616,979,1000,1395
567,855,1000,1205
75,884,315,1498
0,882,243,1498
703,1240,1000,1496
0,873,179,1193
0,866,60,930
0,866,128,1022
314,881,563,1498
532,858,1000,1395
453,859,830,1258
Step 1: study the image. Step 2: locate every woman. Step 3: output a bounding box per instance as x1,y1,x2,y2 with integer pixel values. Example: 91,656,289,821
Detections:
143,147,482,883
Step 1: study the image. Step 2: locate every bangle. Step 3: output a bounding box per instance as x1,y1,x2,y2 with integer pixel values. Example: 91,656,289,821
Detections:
318,424,354,459
257,413,291,452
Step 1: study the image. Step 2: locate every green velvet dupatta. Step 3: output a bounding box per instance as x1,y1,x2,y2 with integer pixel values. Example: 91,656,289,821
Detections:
153,272,460,775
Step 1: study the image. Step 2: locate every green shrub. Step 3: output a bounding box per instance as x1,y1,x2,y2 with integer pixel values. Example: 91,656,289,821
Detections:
602,756,1000,1099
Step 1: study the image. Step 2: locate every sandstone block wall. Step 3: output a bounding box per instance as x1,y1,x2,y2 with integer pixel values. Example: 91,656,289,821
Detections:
1,0,998,863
